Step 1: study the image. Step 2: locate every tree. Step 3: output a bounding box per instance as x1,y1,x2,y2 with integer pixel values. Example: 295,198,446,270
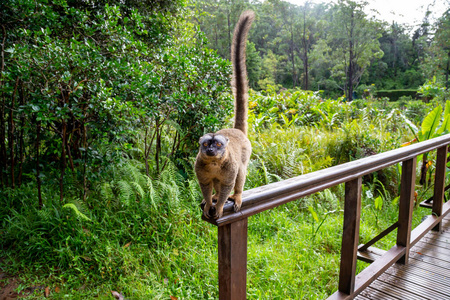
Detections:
193,0,250,59
246,41,262,89
276,1,302,88
329,0,383,100
421,8,450,87
296,1,329,90
365,22,423,89
0,0,232,205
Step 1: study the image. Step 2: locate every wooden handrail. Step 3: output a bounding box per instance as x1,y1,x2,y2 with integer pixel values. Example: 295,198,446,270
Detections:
202,133,450,300
203,134,450,227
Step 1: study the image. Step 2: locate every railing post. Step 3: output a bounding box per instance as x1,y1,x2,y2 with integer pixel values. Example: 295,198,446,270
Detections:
396,157,416,264
432,145,448,232
218,218,248,300
338,177,362,295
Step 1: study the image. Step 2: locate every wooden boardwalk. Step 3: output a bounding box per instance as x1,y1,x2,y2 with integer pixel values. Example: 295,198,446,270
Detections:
356,214,450,300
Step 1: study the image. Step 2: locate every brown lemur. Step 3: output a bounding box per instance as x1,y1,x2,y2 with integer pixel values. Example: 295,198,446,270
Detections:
195,10,255,219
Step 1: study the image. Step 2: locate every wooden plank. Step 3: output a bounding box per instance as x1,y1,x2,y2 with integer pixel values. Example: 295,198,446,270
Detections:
358,250,380,264
433,146,448,232
397,157,416,264
417,236,450,250
408,251,450,270
338,177,362,295
358,246,386,263
218,218,248,300
383,267,450,295
377,272,450,299
405,258,450,278
391,264,450,288
420,235,450,250
359,286,401,300
433,230,450,240
367,279,426,300
411,243,450,262
425,231,450,246
413,239,450,254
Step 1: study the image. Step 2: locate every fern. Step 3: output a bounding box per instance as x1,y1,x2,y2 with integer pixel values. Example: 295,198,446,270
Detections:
131,181,145,200
63,201,92,221
117,180,133,205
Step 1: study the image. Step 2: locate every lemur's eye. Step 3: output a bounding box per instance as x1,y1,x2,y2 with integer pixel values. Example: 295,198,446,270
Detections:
216,142,222,147
203,142,208,147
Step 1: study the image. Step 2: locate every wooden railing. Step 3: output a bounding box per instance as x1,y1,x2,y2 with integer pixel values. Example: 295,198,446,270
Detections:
202,134,450,300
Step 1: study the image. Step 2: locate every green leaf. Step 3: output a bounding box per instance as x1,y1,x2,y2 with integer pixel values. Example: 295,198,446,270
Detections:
63,203,91,221
308,206,319,222
421,106,442,140
391,196,400,206
437,114,450,135
269,107,279,113
374,196,383,210
444,100,450,117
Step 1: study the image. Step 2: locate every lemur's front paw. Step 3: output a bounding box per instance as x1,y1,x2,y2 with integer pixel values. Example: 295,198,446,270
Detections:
229,194,242,212
202,201,216,219
213,206,224,219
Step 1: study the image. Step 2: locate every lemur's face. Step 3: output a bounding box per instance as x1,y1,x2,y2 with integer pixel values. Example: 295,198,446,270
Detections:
199,134,228,157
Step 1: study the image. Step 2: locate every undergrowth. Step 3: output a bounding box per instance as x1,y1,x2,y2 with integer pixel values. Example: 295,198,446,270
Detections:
0,94,440,299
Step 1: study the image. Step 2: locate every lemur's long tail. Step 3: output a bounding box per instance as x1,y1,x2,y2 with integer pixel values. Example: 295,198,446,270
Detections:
231,10,255,136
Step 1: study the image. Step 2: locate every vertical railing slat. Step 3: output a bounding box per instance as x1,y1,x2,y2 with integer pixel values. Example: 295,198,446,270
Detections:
396,157,417,264
218,217,248,300
433,146,448,232
338,177,362,295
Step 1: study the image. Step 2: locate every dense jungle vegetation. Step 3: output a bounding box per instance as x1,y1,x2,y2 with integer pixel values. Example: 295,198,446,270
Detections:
1,0,450,299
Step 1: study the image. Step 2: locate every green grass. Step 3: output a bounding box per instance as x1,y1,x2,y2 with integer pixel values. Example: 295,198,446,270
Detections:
0,178,435,299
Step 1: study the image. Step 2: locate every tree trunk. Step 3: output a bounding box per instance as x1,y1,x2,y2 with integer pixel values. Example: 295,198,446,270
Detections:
227,9,231,60
82,121,88,201
0,25,6,188
0,93,6,188
60,120,67,203
59,90,68,203
347,10,354,101
9,77,19,189
18,80,25,187
446,51,450,89
155,118,161,174
304,52,309,90
290,24,297,89
36,120,42,208
420,153,428,186
302,7,309,90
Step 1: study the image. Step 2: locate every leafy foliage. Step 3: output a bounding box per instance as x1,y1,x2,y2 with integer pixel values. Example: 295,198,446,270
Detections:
0,0,232,199
192,0,443,98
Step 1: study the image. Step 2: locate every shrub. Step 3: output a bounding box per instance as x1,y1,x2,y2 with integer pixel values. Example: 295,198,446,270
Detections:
375,89,418,100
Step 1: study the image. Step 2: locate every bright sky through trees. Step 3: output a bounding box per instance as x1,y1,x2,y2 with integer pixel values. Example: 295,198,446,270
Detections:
286,0,449,28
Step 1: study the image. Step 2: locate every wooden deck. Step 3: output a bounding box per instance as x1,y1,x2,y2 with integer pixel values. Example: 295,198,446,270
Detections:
356,214,450,300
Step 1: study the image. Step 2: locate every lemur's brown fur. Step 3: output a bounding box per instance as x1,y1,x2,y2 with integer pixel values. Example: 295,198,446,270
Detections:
195,10,255,219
